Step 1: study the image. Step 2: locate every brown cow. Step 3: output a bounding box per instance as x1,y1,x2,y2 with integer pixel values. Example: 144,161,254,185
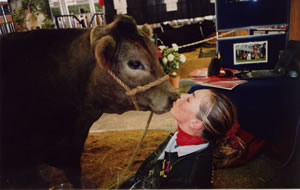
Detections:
0,15,178,188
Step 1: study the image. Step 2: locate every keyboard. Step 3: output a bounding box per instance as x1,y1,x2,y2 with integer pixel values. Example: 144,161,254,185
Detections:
236,70,281,80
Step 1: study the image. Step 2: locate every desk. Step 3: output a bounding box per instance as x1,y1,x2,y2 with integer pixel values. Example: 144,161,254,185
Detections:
188,78,300,142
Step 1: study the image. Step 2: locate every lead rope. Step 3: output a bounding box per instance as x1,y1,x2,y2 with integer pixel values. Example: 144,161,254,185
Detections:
116,111,154,189
106,69,169,189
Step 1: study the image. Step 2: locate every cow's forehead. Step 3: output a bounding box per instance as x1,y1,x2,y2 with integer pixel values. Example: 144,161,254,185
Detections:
118,38,158,65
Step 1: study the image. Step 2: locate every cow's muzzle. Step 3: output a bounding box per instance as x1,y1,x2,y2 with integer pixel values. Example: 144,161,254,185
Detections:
107,69,170,111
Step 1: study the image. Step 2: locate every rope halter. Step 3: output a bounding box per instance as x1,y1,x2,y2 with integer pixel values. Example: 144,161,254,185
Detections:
107,69,170,189
107,69,170,111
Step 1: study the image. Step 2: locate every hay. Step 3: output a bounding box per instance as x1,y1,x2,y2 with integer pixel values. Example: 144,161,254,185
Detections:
41,130,283,189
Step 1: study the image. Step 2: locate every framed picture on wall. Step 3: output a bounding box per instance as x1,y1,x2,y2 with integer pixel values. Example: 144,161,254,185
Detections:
233,41,268,65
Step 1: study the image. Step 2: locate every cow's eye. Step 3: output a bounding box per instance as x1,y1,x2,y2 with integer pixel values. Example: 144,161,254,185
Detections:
128,60,145,70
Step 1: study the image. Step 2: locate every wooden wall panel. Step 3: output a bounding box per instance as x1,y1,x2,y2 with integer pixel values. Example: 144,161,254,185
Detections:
289,0,300,41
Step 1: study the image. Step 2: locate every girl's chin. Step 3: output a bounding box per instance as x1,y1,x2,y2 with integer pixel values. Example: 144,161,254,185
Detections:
170,108,174,116
170,108,176,118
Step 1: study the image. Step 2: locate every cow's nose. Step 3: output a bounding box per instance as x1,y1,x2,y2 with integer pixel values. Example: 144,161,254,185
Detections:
169,93,180,104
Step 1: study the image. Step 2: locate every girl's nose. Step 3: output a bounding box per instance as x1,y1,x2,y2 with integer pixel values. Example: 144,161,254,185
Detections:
180,93,190,100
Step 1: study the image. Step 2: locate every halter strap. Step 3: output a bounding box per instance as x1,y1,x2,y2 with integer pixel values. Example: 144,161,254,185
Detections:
107,69,170,111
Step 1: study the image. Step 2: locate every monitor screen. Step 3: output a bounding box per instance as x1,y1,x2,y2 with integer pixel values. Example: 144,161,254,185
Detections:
216,0,290,30
218,33,287,70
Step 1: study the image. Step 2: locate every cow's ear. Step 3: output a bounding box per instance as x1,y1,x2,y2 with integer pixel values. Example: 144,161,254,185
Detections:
90,26,105,45
139,24,153,39
94,35,116,70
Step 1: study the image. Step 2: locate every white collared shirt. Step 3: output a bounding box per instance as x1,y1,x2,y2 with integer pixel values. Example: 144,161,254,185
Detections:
158,131,209,160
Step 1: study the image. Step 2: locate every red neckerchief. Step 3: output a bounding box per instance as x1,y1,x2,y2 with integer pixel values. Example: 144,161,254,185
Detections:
176,126,207,146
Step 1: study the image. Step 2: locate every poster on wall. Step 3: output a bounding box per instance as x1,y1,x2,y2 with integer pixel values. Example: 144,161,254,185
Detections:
10,0,53,31
233,40,268,65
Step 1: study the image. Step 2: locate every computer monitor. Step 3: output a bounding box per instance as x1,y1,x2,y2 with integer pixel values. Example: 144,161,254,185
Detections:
216,0,290,31
218,33,287,70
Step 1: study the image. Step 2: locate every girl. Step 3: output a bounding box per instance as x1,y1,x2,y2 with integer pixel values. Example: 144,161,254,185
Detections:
120,89,240,189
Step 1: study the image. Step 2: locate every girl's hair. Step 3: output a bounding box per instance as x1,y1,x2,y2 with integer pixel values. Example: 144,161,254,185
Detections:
196,89,246,168
196,89,237,144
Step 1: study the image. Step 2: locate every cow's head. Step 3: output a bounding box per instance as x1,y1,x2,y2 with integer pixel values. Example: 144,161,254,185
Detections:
90,15,179,114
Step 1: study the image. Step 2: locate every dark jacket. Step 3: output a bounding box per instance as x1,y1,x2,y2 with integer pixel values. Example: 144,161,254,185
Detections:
120,133,213,189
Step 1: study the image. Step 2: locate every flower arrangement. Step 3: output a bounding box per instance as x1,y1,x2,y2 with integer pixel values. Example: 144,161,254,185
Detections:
159,43,186,78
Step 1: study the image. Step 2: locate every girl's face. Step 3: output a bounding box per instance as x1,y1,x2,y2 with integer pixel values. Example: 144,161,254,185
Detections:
170,90,211,136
